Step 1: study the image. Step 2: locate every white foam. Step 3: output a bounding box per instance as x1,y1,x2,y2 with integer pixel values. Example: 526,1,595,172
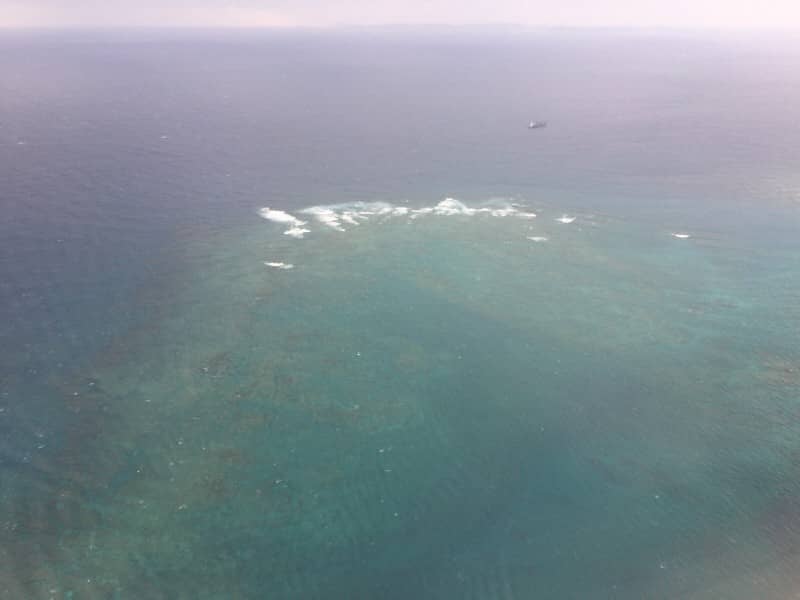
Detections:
671,233,691,239
527,236,549,242
259,207,306,226
556,215,576,224
263,198,541,235
427,198,536,219
409,207,433,220
299,201,417,231
431,198,482,216
489,207,517,217
264,262,294,270
284,226,311,239
259,208,311,237
340,213,361,225
301,206,346,231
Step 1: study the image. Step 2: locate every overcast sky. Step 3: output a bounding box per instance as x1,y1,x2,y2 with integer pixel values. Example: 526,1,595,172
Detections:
3,0,800,29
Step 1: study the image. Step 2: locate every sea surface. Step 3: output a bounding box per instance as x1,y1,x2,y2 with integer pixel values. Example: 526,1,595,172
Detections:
1,28,800,599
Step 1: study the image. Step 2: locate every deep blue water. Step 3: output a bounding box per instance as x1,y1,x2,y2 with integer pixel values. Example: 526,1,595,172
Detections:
1,29,800,598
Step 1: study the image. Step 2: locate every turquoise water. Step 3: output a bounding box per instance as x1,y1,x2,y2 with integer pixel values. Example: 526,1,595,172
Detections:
10,198,800,598
2,31,800,598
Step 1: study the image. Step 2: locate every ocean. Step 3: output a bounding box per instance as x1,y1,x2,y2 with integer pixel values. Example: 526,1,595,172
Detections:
1,28,800,598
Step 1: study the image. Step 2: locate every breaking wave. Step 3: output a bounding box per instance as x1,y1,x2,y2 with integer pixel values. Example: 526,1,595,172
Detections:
264,261,294,270
259,198,537,238
259,208,311,238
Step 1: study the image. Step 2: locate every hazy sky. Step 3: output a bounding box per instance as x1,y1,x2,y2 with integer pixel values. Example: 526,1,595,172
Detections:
3,0,800,29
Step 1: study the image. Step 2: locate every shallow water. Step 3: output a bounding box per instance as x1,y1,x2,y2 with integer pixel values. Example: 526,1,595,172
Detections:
2,30,800,599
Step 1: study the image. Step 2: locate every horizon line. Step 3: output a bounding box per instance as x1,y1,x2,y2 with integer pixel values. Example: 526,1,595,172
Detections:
2,23,800,33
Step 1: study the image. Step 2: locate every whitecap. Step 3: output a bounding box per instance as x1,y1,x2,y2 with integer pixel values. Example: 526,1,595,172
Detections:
527,236,549,242
284,227,311,238
432,198,481,216
259,207,306,227
264,198,541,232
489,207,518,217
556,215,576,224
301,206,346,231
409,207,434,220
264,262,294,270
340,213,361,225
259,207,312,237
672,233,691,239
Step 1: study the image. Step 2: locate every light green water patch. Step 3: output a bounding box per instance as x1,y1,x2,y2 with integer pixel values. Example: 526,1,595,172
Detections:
27,207,800,599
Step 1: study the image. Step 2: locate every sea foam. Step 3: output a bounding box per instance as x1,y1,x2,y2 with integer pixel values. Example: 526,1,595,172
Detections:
301,201,411,230
284,227,311,239
259,207,310,237
259,208,306,226
260,198,538,238
264,261,294,270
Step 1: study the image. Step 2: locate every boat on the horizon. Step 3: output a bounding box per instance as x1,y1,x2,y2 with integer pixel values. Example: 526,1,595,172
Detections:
528,120,547,129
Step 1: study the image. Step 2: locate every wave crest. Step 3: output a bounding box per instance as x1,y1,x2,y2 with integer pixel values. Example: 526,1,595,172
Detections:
259,198,538,238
